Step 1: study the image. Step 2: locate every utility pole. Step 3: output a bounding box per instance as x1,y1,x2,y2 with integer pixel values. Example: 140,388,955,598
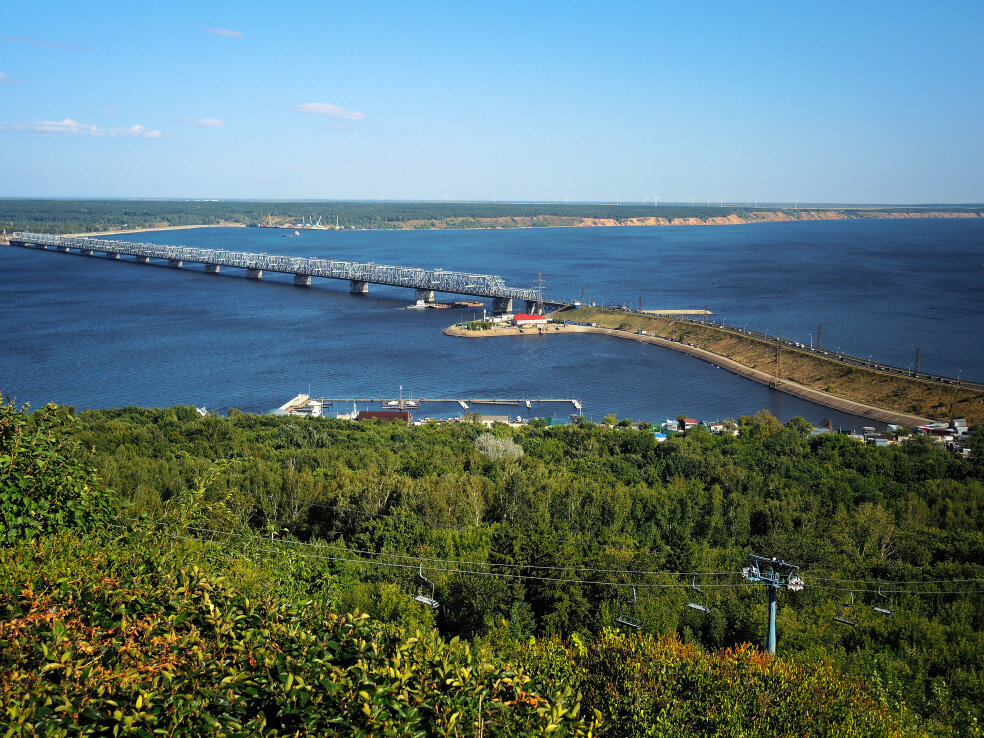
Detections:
817,324,823,350
742,555,804,656
774,329,783,385
639,296,643,311
536,273,544,315
915,346,921,373
581,286,585,304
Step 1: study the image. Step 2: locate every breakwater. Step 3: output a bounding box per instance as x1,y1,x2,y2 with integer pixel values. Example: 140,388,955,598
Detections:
443,322,944,426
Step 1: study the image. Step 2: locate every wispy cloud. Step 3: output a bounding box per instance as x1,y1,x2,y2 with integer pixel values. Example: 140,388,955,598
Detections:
292,102,366,120
105,108,119,115
203,27,243,38
1,36,88,51
182,116,224,128
0,72,23,84
112,124,164,138
0,118,164,138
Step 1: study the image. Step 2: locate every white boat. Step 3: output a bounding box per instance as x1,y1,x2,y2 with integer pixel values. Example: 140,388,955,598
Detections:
406,299,427,309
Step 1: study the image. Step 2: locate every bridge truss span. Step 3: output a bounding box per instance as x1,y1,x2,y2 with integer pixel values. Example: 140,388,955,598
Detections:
10,232,540,303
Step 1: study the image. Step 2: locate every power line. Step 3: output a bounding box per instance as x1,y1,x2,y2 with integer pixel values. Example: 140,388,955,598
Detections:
111,526,746,589
110,518,984,594
113,517,739,579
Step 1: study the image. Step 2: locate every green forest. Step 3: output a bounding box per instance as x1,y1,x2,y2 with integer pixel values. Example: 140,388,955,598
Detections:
3,398,983,735
3,198,980,235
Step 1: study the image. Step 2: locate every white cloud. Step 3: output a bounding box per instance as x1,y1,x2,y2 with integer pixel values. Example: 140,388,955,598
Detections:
0,118,102,135
203,27,243,38
0,118,165,138
0,72,23,84
182,116,224,128
292,102,366,120
105,108,119,115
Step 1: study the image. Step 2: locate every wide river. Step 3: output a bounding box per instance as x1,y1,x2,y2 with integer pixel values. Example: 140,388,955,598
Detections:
2,218,981,426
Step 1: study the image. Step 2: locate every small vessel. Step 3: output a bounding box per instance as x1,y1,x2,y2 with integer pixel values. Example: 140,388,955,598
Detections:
406,299,428,309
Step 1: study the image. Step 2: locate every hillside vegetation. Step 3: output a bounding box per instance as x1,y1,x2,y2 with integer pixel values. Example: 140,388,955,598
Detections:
3,397,983,734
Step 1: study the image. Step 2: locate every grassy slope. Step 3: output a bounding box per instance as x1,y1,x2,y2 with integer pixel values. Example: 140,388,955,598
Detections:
558,307,984,425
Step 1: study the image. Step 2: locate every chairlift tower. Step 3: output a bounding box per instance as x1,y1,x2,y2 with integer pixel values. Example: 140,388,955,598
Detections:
742,554,804,655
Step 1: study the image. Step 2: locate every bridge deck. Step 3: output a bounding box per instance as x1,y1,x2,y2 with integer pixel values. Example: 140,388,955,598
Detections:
10,232,540,301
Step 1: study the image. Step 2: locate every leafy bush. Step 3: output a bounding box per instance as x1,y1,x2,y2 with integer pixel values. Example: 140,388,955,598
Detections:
0,397,113,544
518,629,907,737
0,534,599,736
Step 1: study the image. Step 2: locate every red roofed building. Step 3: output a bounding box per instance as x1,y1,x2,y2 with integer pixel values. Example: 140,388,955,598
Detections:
512,313,548,326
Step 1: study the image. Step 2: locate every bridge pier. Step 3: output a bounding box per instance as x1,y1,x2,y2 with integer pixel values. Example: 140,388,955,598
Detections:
415,288,435,303
293,274,311,286
168,259,183,269
524,301,543,315
80,249,94,256
205,264,220,274
106,252,119,260
247,268,263,280
135,255,150,264
492,297,513,314
350,280,369,295
57,246,70,253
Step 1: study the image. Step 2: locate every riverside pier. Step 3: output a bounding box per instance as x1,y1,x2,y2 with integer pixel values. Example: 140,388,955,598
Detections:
9,232,549,313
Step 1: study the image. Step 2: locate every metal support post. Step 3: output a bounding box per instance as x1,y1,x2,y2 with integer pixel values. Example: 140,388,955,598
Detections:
742,554,803,657
766,583,777,655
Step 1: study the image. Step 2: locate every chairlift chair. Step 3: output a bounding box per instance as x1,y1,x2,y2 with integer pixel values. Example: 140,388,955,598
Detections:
685,577,712,614
872,585,894,617
412,561,439,609
833,591,859,629
614,586,642,630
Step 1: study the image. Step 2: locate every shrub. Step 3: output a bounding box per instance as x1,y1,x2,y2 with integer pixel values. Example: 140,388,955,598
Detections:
0,396,114,544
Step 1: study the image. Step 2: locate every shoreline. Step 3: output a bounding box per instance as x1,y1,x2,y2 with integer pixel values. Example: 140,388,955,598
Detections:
67,223,247,237
52,209,983,238
442,323,936,426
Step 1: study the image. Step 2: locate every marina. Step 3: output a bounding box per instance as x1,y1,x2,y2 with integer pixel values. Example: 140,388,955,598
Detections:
277,392,583,419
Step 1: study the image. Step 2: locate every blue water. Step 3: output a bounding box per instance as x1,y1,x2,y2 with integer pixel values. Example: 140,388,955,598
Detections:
2,218,981,426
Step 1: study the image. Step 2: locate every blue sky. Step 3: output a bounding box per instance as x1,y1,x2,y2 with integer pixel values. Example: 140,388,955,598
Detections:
1,1,982,202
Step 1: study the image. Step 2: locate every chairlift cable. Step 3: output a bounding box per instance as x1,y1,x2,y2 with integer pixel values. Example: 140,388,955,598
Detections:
111,518,984,593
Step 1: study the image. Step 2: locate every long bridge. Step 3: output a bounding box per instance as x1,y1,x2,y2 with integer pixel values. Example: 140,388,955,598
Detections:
9,232,544,313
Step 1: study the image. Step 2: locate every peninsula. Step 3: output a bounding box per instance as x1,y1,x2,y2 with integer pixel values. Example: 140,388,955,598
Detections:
444,306,984,426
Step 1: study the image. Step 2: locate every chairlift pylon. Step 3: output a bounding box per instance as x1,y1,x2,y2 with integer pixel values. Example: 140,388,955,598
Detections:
685,576,712,614
412,561,439,609
833,591,859,628
614,585,642,630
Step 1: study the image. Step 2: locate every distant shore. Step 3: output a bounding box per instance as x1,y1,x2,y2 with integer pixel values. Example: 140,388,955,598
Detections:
387,209,982,231
47,209,983,238
68,223,247,237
